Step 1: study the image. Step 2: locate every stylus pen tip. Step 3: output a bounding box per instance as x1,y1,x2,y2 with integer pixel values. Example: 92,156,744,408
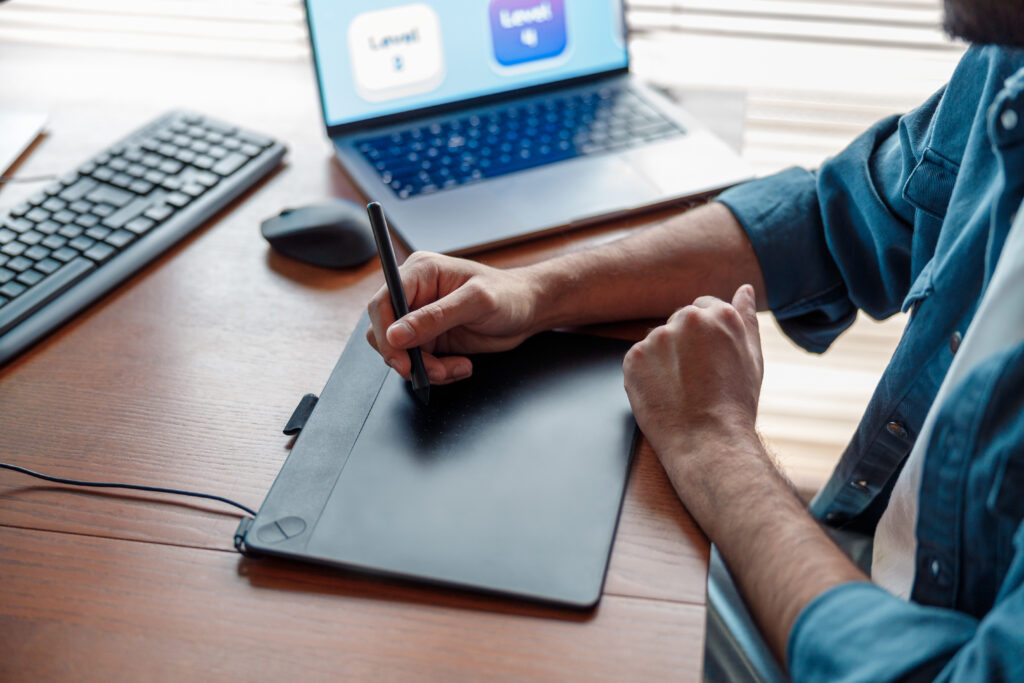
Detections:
414,384,430,406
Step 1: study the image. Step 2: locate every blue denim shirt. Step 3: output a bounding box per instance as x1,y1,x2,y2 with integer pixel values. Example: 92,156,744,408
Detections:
718,46,1024,681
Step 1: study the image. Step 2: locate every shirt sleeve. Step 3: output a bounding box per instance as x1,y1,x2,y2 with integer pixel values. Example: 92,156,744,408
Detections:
788,522,1024,682
716,88,946,353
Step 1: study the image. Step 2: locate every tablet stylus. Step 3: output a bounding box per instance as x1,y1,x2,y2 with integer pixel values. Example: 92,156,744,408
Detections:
367,201,430,406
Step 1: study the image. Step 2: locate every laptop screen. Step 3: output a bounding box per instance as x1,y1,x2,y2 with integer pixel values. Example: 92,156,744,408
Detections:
307,1,629,129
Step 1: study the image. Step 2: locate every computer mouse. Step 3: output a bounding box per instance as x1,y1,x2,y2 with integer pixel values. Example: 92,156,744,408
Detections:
261,199,378,269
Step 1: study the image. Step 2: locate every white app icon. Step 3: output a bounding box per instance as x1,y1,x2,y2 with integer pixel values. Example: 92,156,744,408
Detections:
348,4,445,102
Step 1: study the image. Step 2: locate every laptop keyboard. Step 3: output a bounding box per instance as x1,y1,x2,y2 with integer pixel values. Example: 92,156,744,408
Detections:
355,85,685,199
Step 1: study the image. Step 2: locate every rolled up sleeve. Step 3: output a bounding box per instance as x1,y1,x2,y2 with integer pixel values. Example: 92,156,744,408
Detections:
717,88,947,353
789,527,1024,682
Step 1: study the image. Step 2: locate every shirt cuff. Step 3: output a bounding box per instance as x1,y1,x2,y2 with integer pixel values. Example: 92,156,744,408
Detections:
788,581,977,682
717,169,856,353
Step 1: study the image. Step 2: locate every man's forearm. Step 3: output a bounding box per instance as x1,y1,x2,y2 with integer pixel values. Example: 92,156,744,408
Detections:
662,431,868,664
522,202,767,332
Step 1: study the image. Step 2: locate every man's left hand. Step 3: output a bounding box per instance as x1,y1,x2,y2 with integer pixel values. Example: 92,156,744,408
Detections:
623,284,764,483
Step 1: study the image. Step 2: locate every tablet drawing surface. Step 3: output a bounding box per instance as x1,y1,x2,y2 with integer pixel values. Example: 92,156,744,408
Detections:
249,320,637,608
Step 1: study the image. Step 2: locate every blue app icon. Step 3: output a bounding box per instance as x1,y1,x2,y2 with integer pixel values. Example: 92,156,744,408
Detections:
489,0,567,67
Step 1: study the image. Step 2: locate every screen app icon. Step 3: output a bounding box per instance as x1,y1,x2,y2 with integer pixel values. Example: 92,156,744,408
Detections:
489,0,567,67
348,4,445,102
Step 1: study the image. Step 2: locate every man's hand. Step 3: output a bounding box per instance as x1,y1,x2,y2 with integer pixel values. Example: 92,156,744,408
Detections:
623,284,763,470
366,252,540,385
624,283,868,663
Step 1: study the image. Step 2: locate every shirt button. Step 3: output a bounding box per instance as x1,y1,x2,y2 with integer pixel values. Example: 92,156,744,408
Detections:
949,331,962,354
849,479,869,492
886,421,908,439
930,559,941,577
1002,108,1019,131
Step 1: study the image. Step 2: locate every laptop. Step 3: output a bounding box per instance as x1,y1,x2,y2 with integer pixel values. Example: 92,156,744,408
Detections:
305,0,752,255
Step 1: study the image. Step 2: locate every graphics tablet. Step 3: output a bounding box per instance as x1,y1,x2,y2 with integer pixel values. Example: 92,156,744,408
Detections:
245,316,637,608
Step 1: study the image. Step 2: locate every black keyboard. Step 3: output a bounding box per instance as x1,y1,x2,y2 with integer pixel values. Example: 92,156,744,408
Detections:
356,84,684,199
0,110,285,366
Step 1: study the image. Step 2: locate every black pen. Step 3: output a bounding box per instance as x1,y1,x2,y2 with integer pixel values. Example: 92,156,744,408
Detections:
366,201,430,406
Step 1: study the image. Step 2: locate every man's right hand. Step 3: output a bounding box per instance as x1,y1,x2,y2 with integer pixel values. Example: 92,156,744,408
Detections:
366,252,540,385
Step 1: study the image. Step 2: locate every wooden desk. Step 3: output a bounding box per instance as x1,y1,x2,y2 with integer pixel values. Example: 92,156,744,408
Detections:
0,44,711,680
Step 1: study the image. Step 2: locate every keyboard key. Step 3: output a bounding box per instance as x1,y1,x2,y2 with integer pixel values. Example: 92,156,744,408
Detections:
143,204,174,222
6,255,32,272
24,245,49,261
103,195,165,230
159,159,184,174
0,228,15,243
193,171,218,187
237,131,273,148
165,192,190,208
211,152,247,176
193,155,215,170
161,177,183,192
74,215,100,229
129,180,154,195
92,204,115,218
83,242,116,263
9,203,30,218
0,268,13,284
51,246,78,263
69,236,95,252
34,258,61,275
93,167,115,183
180,183,206,199
16,270,44,287
85,226,111,241
86,184,134,208
42,198,67,213
25,208,49,223
7,217,33,233
105,230,135,249
42,235,67,250
109,158,129,172
0,281,26,299
0,257,95,335
59,177,98,201
36,220,61,236
2,242,26,257
125,217,155,235
58,225,83,239
203,120,236,136
69,200,92,214
174,149,196,165
111,173,133,189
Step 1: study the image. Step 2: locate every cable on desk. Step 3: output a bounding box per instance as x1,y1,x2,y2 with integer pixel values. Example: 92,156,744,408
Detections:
0,461,257,517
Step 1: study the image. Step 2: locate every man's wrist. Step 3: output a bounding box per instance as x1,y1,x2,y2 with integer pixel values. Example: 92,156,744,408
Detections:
657,425,782,531
516,257,584,334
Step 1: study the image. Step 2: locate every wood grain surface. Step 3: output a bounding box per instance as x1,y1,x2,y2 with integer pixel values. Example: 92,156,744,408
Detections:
0,43,713,680
0,25,913,677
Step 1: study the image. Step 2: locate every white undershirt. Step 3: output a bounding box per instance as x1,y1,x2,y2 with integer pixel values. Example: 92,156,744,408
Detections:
872,200,1024,599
